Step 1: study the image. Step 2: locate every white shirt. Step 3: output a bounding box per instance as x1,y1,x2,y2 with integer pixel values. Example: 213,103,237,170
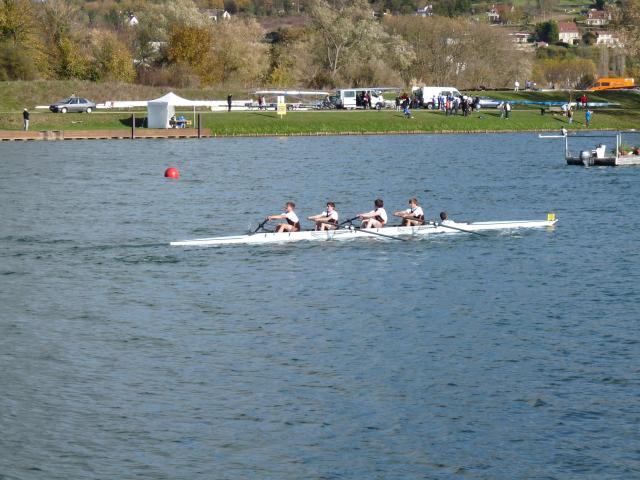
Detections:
441,219,455,226
405,206,424,218
284,211,299,224
367,207,387,223
322,210,339,222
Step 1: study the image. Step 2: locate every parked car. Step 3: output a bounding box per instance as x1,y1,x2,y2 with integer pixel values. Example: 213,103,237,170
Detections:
477,96,502,108
49,97,96,113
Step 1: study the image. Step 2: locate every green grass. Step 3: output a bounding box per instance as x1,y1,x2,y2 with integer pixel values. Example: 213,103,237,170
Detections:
198,109,638,135
467,90,640,109
0,108,637,135
0,81,638,135
0,80,242,112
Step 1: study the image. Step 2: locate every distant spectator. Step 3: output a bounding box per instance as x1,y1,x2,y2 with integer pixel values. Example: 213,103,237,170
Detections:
395,96,400,111
567,107,573,124
227,94,232,112
514,80,520,92
585,109,592,128
22,108,29,131
505,102,511,119
498,102,504,119
580,94,588,110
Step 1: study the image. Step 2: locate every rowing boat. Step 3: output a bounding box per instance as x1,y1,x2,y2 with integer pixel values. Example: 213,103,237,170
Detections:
170,218,557,247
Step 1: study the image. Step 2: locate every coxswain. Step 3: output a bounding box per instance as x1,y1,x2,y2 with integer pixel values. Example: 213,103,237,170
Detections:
358,199,387,229
267,202,300,233
308,201,339,231
393,198,424,226
439,211,454,226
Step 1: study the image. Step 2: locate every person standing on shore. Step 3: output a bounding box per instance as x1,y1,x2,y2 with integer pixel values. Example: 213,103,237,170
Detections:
22,108,29,131
585,109,592,128
227,94,232,112
567,107,573,124
505,102,511,119
514,80,520,92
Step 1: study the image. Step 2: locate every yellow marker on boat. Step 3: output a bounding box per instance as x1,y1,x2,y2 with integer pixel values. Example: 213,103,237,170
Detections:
547,212,556,221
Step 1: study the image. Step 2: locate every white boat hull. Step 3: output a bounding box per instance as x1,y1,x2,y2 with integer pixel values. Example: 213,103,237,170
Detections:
170,219,557,247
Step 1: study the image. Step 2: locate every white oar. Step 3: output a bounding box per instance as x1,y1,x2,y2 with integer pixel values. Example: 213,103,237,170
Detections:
430,220,487,237
351,226,408,242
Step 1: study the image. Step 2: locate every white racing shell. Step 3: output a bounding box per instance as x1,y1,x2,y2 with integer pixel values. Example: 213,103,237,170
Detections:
170,218,557,247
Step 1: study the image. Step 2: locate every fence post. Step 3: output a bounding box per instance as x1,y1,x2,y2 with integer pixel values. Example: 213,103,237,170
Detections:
131,113,135,139
197,113,202,138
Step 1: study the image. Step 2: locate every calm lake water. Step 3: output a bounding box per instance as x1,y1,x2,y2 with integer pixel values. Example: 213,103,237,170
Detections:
1,133,639,479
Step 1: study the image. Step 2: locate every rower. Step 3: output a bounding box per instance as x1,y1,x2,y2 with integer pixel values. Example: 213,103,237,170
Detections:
439,211,454,226
267,202,301,233
308,201,339,230
393,198,425,226
358,198,387,229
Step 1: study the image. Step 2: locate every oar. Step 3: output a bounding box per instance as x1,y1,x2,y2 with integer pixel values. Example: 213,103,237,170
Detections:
251,218,270,235
431,220,487,237
352,226,408,242
338,216,359,228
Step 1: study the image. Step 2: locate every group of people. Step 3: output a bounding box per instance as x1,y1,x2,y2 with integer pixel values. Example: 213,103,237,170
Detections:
169,115,188,128
561,103,594,127
497,101,512,119
395,94,482,118
265,199,452,233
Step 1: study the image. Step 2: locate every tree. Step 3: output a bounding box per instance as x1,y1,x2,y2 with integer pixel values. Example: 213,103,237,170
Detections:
307,0,412,86
582,31,596,45
0,0,34,44
384,15,527,88
89,30,136,82
209,18,269,85
535,20,559,43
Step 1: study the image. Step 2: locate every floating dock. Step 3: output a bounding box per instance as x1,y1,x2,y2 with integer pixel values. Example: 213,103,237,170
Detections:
0,128,211,142
563,131,640,166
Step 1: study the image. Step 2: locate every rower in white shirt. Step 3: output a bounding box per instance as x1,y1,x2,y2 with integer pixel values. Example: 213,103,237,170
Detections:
393,197,425,226
358,198,387,229
267,202,301,232
308,201,339,230
439,211,454,225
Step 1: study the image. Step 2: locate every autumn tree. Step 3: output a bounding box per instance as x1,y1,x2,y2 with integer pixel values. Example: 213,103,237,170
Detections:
307,0,413,86
89,30,136,82
0,0,45,78
209,18,269,86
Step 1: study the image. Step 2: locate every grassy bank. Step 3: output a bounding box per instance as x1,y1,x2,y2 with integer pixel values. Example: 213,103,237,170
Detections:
0,80,638,135
0,108,637,136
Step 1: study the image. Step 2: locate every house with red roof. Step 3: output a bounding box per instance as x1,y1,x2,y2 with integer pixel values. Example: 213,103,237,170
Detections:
559,22,580,45
586,9,611,26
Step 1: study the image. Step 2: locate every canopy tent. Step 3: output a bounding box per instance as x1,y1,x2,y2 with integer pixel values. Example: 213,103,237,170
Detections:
147,92,201,128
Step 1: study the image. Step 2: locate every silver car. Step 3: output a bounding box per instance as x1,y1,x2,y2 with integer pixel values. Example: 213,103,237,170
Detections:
49,97,96,113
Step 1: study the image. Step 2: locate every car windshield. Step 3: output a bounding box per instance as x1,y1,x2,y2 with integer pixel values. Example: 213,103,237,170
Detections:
57,98,73,104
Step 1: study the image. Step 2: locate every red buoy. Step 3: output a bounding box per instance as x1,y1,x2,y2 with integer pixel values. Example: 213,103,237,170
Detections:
165,167,180,179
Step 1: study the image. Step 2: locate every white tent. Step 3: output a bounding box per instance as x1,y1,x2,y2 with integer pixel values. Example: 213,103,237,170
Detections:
147,92,198,128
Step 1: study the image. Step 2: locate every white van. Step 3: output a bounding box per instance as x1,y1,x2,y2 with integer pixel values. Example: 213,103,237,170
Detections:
334,88,391,110
412,86,462,109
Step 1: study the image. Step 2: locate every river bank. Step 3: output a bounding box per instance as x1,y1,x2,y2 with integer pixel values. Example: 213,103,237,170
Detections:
1,108,638,138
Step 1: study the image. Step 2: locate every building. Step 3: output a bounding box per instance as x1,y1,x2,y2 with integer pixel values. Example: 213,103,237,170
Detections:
486,4,516,23
510,32,530,44
486,4,500,22
558,22,580,45
586,9,611,26
509,32,533,50
595,30,621,47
